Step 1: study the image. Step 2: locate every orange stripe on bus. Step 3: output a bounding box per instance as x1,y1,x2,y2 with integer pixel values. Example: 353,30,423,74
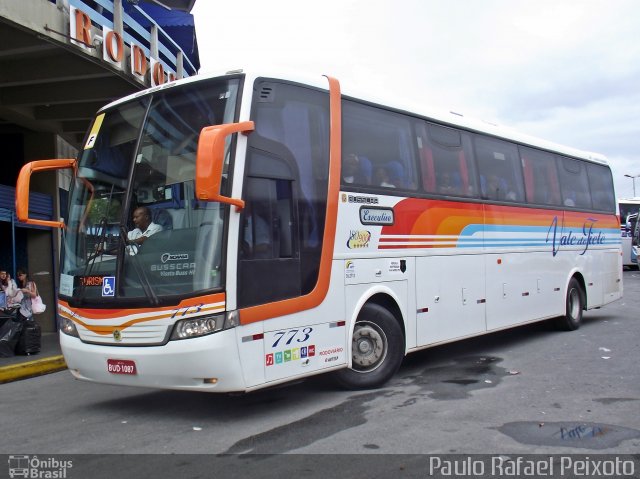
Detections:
58,293,226,334
382,199,619,237
58,310,175,335
58,293,225,320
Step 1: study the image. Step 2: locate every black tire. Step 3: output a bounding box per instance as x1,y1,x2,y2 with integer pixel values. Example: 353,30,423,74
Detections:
335,303,404,390
556,277,584,331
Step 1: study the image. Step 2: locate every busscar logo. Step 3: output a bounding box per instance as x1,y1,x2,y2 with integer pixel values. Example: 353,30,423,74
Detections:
346,195,379,205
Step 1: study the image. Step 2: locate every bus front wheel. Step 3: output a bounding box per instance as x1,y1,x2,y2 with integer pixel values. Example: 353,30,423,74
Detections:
335,303,404,390
556,278,584,331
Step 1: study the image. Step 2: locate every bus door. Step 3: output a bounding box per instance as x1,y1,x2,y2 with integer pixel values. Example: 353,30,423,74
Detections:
238,151,300,306
235,80,347,383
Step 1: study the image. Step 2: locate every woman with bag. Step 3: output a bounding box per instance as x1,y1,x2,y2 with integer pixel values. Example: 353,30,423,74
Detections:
16,268,46,317
16,268,37,320
15,268,43,355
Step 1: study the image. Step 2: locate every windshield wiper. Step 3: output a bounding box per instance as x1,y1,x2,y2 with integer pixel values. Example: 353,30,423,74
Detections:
76,217,109,302
118,225,159,306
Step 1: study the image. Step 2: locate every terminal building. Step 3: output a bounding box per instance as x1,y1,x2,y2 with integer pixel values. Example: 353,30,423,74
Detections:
0,0,200,331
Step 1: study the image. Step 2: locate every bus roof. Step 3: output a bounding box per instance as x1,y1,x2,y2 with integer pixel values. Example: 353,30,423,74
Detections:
100,69,609,166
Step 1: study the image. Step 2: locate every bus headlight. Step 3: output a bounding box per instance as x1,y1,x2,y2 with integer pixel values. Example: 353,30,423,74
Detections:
59,317,79,338
170,313,235,340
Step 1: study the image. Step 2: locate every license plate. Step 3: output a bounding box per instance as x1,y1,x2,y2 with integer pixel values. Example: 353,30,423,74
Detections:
107,359,137,375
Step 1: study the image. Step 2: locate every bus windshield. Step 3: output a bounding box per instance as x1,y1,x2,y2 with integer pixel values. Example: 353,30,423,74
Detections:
60,77,241,302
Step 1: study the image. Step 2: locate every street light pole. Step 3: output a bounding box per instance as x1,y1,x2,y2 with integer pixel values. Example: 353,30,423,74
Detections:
624,174,638,197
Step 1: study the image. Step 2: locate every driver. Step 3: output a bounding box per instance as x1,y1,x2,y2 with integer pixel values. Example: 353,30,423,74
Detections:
94,206,162,256
126,206,162,255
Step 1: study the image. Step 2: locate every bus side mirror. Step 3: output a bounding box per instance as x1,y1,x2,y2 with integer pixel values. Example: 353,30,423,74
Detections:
196,121,254,210
16,159,77,229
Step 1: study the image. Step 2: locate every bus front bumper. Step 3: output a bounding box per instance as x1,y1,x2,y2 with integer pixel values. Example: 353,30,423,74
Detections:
60,330,247,392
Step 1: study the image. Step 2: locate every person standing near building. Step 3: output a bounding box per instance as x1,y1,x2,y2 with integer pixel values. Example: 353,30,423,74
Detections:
16,268,36,320
0,269,22,308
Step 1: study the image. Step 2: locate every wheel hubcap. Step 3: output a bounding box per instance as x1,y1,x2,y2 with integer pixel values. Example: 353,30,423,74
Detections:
352,321,387,372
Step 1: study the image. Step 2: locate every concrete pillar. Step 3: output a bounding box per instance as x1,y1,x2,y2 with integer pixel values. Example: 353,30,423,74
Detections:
23,132,58,332
26,232,56,332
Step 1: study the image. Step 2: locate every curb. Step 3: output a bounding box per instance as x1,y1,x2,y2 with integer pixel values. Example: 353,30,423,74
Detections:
0,355,67,384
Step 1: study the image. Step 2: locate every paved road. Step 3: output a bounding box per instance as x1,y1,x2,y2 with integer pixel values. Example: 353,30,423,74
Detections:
1,271,639,476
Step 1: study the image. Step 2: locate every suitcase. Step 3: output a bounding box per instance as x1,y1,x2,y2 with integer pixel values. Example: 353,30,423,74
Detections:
16,320,41,355
0,317,23,357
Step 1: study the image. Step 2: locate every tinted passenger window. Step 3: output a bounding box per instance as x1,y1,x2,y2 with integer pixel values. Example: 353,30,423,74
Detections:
557,157,592,208
519,147,561,206
474,136,525,202
417,122,477,197
586,162,615,212
342,101,417,190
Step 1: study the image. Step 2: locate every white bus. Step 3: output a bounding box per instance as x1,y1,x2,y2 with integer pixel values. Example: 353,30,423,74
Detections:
17,71,622,392
619,198,640,268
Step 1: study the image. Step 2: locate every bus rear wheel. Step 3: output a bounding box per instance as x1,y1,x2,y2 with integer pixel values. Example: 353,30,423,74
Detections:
335,303,404,390
556,278,584,331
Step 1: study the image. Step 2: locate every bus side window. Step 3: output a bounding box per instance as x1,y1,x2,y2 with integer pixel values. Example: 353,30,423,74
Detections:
342,100,418,191
418,122,477,198
557,156,592,209
519,146,561,206
586,162,615,212
474,135,524,202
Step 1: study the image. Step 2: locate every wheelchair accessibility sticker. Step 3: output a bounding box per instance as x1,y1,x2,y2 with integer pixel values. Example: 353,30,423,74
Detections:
102,276,115,297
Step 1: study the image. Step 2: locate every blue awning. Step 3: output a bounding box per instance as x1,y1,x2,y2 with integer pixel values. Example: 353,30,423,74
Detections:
125,2,200,71
140,0,197,12
0,185,54,229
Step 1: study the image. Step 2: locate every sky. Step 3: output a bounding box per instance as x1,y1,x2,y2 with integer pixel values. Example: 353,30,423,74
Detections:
192,0,640,199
